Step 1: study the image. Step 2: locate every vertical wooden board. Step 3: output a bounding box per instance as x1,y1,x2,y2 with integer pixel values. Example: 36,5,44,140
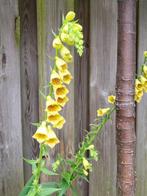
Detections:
89,0,117,196
0,0,24,195
74,0,90,195
136,1,147,195
37,0,75,184
20,0,39,182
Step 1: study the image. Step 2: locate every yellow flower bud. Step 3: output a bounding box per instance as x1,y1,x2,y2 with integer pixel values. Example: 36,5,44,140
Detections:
60,33,69,42
134,95,142,103
144,51,147,58
97,108,110,117
83,169,88,176
62,24,69,33
60,46,73,63
55,57,68,71
65,11,75,21
83,157,92,170
74,23,83,31
52,36,62,49
142,65,147,76
108,95,116,104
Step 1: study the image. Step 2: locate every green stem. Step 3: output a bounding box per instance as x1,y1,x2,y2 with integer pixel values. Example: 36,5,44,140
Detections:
68,107,116,182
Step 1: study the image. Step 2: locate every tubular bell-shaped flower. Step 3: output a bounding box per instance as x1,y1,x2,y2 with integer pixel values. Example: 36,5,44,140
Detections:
50,70,62,86
45,96,61,114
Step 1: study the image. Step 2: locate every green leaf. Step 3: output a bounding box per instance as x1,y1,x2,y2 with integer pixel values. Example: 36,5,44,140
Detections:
41,168,58,176
40,182,59,188
39,187,61,196
19,175,35,196
23,158,37,165
31,122,41,127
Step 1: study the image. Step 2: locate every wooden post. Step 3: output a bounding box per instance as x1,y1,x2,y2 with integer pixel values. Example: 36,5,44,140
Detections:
20,0,39,182
116,0,136,195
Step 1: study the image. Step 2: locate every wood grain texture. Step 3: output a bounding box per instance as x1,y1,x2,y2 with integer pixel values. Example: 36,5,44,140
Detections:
136,0,147,195
0,0,24,195
20,0,39,182
89,0,117,195
74,0,90,195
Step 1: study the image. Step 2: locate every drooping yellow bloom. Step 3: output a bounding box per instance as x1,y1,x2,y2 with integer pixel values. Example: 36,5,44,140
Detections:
65,11,75,21
97,108,110,117
135,79,143,90
52,36,62,49
32,122,49,143
50,70,62,86
45,96,61,114
144,51,147,58
47,113,62,125
56,96,69,107
134,95,142,103
135,88,143,98
139,75,147,87
83,157,92,170
142,65,147,77
53,116,65,129
44,127,60,148
83,169,88,176
108,95,116,104
60,46,73,63
54,84,69,99
59,69,73,84
55,57,68,71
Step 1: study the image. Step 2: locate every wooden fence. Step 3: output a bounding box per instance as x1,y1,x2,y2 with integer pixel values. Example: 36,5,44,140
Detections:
0,0,147,195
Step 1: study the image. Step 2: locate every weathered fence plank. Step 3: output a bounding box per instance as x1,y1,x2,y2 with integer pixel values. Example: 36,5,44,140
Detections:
20,0,39,182
89,0,117,195
0,0,24,195
74,0,90,195
136,0,147,195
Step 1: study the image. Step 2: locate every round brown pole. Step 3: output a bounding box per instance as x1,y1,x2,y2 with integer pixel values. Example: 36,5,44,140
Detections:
116,0,136,195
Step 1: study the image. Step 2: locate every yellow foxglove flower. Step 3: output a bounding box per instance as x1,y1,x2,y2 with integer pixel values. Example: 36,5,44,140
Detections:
142,65,147,76
60,46,73,63
83,157,92,170
52,36,62,49
134,95,142,103
54,85,69,99
62,54,73,63
62,24,69,33
83,169,88,176
60,33,69,43
50,70,62,86
59,69,73,84
135,88,143,98
47,113,62,125
55,57,68,71
32,121,49,143
53,116,65,129
65,11,75,21
144,51,147,58
97,108,110,117
44,127,60,148
135,79,143,90
56,96,69,107
108,95,116,104
139,75,147,87
46,96,61,114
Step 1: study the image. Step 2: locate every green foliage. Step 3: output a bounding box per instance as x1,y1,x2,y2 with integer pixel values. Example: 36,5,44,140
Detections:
19,176,35,196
